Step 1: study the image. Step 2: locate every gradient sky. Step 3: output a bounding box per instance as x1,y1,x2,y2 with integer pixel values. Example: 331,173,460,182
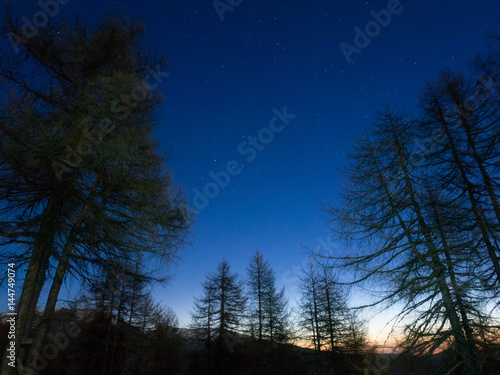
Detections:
5,0,500,343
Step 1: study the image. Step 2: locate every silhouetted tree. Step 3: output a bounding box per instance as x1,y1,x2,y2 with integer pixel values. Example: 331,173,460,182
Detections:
246,251,272,351
298,260,354,374
246,251,293,371
141,307,185,375
298,262,324,357
327,106,500,374
419,70,500,289
0,15,190,373
190,260,247,374
341,313,368,356
53,262,178,375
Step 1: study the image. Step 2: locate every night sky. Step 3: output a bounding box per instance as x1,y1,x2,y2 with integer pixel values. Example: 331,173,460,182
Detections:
6,0,500,342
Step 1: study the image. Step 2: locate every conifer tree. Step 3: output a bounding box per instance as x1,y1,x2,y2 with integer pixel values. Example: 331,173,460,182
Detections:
0,16,190,373
246,251,292,370
190,260,247,374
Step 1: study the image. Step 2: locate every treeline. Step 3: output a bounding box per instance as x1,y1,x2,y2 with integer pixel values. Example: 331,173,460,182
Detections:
2,261,185,375
188,252,367,375
0,252,368,375
326,37,500,374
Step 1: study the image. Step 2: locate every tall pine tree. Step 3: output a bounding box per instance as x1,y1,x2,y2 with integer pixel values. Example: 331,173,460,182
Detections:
246,251,292,370
190,260,247,374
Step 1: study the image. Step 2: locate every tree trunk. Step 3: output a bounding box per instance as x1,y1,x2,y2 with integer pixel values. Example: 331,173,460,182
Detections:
25,195,94,370
440,116,500,283
431,198,480,370
1,193,63,375
390,122,479,374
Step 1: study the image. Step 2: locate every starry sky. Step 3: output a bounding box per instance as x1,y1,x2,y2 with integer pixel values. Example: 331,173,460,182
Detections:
6,0,500,342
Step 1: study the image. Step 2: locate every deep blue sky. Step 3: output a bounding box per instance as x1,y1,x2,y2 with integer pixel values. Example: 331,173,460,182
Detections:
6,0,500,340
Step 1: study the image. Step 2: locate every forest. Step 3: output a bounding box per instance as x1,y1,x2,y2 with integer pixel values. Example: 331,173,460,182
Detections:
0,10,500,375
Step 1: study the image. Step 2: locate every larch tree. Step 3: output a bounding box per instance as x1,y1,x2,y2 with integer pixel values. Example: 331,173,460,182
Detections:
341,313,368,356
419,70,500,290
246,251,292,369
298,261,326,375
0,15,190,374
327,106,499,374
79,261,160,375
316,265,349,355
141,306,184,375
63,263,178,375
298,262,324,355
298,260,353,374
190,260,247,374
246,251,273,349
